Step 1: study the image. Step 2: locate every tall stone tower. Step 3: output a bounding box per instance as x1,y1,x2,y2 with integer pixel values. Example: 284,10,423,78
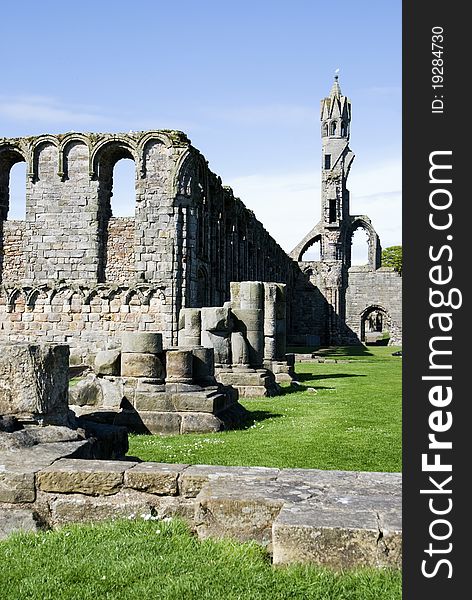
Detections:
317,76,355,339
320,75,354,248
289,75,402,347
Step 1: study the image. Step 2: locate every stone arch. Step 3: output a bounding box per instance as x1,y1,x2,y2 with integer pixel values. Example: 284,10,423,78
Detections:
0,145,28,220
93,140,137,283
346,217,381,270
137,131,172,179
173,149,207,198
59,136,90,181
297,234,322,263
360,304,391,343
31,136,59,182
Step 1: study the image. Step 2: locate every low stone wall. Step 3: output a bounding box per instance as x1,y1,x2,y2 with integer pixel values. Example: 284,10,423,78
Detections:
0,452,402,569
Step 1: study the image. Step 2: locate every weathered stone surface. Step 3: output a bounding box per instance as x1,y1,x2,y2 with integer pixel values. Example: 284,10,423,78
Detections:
121,332,163,355
201,307,232,332
0,439,91,502
121,353,164,379
180,465,280,498
69,373,102,407
171,391,227,413
165,349,193,383
0,469,35,503
195,477,313,546
124,462,188,495
272,496,402,569
0,343,69,423
37,458,134,495
46,490,195,526
115,411,182,435
94,350,121,376
0,425,84,451
178,309,202,347
0,509,39,540
239,281,264,310
180,413,223,434
134,391,174,412
192,346,215,384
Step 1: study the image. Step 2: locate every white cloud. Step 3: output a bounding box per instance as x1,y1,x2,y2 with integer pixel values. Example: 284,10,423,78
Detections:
227,158,402,254
0,95,109,125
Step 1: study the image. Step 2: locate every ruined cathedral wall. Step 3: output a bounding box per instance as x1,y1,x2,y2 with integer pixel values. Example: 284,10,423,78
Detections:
0,131,194,353
345,267,402,344
0,132,301,356
174,150,298,314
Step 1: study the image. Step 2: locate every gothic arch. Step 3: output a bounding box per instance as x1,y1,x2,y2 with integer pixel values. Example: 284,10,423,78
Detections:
0,145,28,220
173,149,207,199
359,304,391,343
346,216,381,270
31,136,60,181
59,135,91,180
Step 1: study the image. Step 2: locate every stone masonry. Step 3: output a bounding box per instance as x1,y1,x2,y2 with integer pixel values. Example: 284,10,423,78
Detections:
0,77,402,354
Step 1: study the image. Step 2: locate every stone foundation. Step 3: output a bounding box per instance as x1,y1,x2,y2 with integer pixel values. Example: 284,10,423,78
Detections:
70,332,248,434
0,455,402,569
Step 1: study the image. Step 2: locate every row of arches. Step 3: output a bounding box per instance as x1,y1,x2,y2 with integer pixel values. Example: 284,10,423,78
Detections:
322,120,349,138
4,159,135,221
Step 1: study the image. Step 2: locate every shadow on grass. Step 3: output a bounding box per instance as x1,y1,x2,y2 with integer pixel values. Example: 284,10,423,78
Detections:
286,345,374,358
296,372,366,382
228,409,284,431
314,346,374,358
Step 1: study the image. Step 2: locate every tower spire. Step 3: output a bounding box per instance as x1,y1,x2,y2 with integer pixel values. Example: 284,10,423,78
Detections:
330,71,342,98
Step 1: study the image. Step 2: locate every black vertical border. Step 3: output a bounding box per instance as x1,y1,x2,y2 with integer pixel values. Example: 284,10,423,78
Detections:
403,1,467,598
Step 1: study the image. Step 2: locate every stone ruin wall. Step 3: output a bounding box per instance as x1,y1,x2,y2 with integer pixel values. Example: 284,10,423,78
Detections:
0,131,299,360
345,266,403,345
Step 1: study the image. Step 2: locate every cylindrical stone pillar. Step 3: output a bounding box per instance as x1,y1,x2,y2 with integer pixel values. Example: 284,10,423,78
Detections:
192,346,215,385
239,281,264,310
232,308,264,367
177,308,202,347
121,332,163,355
165,349,194,384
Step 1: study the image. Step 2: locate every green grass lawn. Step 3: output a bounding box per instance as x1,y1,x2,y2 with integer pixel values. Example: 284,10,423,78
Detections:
128,346,402,472
0,518,401,600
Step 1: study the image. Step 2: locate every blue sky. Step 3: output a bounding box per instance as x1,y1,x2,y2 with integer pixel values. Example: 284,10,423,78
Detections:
1,0,401,261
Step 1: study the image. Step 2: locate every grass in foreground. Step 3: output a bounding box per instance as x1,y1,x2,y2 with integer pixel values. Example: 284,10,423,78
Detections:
0,518,401,600
128,346,402,472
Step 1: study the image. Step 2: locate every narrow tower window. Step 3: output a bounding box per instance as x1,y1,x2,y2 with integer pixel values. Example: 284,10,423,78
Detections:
329,199,337,223
341,121,347,137
323,123,328,137
324,154,331,169
330,121,337,136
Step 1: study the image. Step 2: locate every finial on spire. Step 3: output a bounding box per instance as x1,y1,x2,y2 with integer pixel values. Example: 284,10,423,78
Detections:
329,70,342,98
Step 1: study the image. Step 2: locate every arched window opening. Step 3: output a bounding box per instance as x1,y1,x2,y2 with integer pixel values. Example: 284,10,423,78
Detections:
110,158,135,217
330,121,337,136
96,145,136,283
351,228,369,265
300,238,321,261
341,121,347,137
323,123,328,137
7,161,27,220
361,306,390,345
